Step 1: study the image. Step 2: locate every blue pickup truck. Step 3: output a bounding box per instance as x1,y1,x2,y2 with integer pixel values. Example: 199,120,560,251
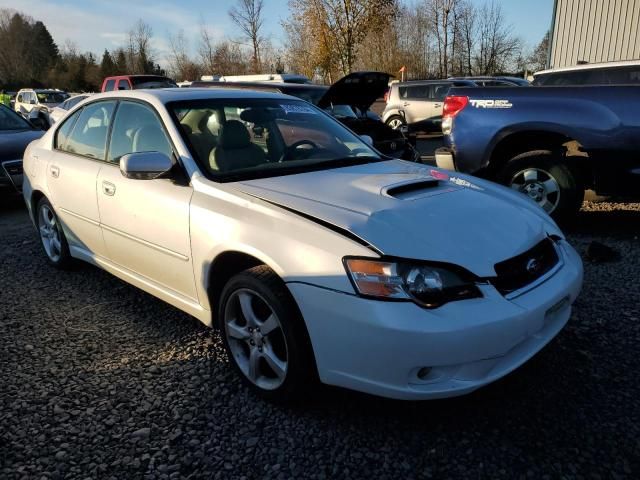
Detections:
435,86,640,221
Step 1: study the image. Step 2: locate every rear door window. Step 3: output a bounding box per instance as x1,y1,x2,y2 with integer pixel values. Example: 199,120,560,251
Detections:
63,101,116,160
400,85,431,100
117,80,131,90
431,83,451,101
104,79,116,92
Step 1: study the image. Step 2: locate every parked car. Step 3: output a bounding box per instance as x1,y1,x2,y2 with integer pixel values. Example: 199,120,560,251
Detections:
435,85,640,221
14,89,68,127
48,94,91,124
533,60,640,86
382,79,476,132
101,75,177,92
191,72,420,161
22,88,583,401
449,76,531,86
0,104,45,194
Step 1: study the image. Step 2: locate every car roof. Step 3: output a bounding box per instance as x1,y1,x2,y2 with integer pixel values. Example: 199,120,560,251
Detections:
535,59,640,76
90,87,296,104
394,79,476,87
191,81,327,91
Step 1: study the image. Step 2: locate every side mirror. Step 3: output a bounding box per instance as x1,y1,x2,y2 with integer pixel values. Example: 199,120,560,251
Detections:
360,134,374,147
120,151,174,180
28,110,48,130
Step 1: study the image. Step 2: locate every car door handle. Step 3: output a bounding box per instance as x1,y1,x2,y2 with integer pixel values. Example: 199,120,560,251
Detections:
403,102,410,106
434,103,442,108
102,181,116,196
49,165,59,178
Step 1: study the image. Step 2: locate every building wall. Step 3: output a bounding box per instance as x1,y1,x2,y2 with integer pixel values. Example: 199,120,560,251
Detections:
550,0,640,68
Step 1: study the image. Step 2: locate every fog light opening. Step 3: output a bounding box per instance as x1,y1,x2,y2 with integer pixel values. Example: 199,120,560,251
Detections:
417,367,433,380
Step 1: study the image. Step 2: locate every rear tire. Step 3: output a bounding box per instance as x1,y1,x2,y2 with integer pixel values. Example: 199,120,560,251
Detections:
218,265,315,402
497,150,584,223
36,197,72,269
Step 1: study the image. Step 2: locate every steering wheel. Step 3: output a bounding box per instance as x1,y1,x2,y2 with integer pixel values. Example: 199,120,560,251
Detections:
281,139,319,161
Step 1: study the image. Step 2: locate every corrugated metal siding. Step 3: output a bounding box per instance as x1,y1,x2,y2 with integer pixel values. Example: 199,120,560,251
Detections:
550,0,640,67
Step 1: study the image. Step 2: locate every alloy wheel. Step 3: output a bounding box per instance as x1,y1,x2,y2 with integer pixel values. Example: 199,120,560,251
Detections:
387,117,405,130
223,288,288,390
39,204,62,262
510,168,561,214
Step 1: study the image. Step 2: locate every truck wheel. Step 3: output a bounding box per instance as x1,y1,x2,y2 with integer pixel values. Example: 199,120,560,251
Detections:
385,115,406,130
498,150,584,222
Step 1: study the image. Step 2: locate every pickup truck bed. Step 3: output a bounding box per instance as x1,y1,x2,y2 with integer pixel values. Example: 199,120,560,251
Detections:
436,86,640,220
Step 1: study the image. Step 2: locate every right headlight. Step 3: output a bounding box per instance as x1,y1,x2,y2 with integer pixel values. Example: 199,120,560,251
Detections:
343,258,482,308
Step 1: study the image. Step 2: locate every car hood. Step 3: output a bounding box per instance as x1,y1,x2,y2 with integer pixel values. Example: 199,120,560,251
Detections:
236,160,558,277
0,129,44,160
317,71,392,112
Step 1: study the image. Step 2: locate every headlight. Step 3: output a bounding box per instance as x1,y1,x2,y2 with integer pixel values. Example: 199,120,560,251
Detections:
344,258,481,308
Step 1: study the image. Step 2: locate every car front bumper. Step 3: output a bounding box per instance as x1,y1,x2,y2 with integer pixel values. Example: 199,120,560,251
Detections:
287,240,583,400
1,159,24,192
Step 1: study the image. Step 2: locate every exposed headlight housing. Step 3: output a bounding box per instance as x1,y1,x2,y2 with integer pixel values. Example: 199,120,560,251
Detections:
343,258,482,308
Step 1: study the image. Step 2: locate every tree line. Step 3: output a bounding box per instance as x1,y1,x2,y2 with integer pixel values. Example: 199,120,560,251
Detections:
0,1,549,92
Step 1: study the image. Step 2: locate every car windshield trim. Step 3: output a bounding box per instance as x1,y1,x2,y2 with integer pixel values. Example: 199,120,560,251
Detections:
167,97,383,182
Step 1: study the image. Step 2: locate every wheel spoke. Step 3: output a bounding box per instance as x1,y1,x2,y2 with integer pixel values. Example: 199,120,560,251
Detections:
248,347,260,382
523,169,538,182
543,178,559,194
540,198,554,212
51,236,61,253
227,320,249,340
238,292,259,327
259,314,279,335
39,226,50,238
261,345,286,380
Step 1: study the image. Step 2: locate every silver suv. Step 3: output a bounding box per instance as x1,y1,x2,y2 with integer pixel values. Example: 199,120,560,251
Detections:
382,80,475,133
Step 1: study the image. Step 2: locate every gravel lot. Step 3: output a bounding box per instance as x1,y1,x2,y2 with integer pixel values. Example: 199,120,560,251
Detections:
1,194,639,480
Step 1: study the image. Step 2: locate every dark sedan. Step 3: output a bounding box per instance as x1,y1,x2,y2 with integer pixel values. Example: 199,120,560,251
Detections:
0,105,44,194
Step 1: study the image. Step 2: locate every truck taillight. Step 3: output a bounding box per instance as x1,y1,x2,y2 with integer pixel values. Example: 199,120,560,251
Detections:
443,96,469,118
442,96,469,135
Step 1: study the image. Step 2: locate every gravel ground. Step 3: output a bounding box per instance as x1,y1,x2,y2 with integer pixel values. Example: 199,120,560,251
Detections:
1,196,639,480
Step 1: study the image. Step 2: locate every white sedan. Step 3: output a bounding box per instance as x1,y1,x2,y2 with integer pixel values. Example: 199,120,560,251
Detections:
21,89,583,401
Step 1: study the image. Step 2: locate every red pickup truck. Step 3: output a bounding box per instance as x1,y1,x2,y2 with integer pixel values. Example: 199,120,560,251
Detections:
101,75,177,92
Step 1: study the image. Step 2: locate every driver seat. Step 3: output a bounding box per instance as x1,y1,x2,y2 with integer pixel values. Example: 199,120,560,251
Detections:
210,120,265,172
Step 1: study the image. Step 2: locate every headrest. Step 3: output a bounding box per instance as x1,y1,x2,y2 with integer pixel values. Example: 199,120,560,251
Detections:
219,120,251,149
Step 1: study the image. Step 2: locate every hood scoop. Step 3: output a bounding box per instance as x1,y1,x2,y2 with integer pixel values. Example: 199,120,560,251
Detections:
384,178,442,200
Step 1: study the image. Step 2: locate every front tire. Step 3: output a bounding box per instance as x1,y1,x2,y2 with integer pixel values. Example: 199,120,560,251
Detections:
218,265,315,402
36,197,72,268
497,150,584,222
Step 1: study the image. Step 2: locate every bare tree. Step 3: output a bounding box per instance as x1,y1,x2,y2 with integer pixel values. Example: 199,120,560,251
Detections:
168,30,201,81
198,23,217,75
474,1,521,74
228,0,264,72
126,20,155,74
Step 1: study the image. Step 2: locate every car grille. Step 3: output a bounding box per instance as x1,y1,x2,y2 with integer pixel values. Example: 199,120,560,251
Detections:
491,238,559,295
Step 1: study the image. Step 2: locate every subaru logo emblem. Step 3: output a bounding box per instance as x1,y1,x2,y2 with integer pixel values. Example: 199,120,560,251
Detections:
526,258,540,274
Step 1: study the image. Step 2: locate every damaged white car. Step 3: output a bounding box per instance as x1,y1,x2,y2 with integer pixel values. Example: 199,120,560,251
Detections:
22,89,583,400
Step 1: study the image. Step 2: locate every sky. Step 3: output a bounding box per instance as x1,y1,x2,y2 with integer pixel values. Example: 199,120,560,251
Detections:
0,0,554,65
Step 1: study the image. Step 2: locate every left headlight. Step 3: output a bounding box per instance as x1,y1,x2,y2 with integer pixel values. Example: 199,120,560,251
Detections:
344,258,482,308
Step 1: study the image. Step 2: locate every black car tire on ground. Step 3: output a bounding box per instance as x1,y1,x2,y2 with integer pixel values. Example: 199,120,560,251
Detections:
385,115,406,130
36,196,72,269
497,149,584,223
218,265,316,402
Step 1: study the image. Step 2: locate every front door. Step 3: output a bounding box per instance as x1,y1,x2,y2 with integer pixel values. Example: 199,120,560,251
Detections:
46,100,116,258
97,100,197,300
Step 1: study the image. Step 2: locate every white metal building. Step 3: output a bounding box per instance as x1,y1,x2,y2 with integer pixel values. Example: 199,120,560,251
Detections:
549,0,640,68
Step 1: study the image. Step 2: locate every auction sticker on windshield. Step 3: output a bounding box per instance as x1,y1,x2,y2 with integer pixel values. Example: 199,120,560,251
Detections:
280,103,319,115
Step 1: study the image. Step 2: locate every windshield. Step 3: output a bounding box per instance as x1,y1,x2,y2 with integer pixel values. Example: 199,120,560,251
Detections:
0,105,32,130
37,92,66,104
170,98,381,182
282,86,327,105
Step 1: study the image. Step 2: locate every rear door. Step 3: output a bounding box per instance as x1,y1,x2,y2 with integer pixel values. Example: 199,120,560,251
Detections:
96,100,197,300
46,100,116,258
428,82,451,129
399,84,432,125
